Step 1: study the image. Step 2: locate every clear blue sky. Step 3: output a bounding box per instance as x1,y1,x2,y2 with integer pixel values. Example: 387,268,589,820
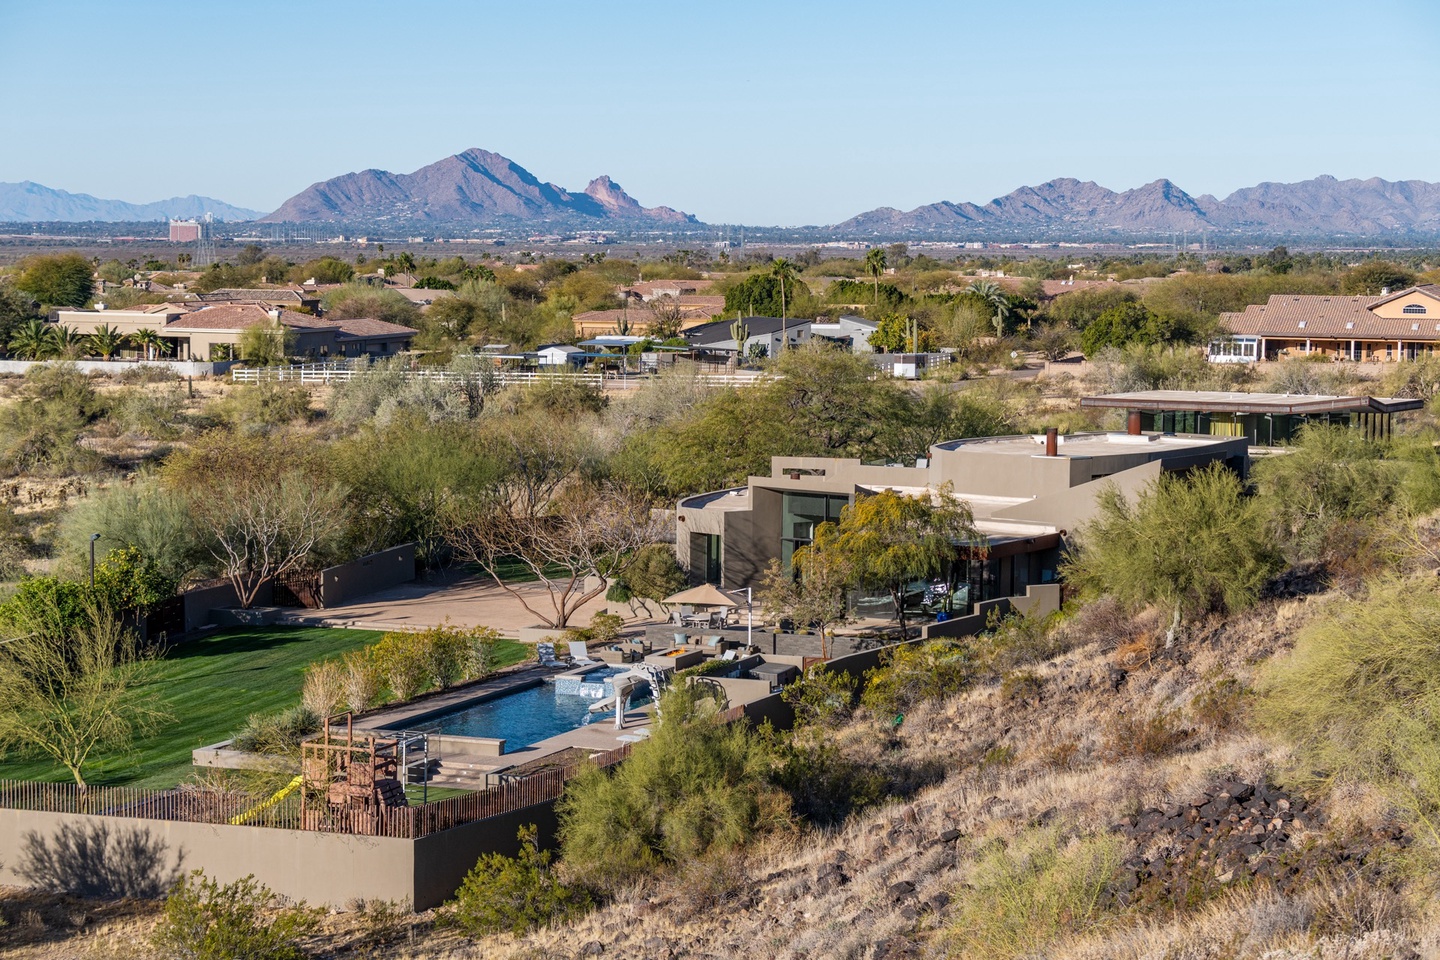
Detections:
2,0,1436,225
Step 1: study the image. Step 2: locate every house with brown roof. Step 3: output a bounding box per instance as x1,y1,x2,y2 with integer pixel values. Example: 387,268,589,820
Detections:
1218,285,1440,362
57,304,416,362
620,279,715,301
573,296,725,338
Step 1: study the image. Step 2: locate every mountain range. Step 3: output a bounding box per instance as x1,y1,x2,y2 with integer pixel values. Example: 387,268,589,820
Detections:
5,151,1440,239
261,148,696,225
0,181,262,222
835,175,1440,239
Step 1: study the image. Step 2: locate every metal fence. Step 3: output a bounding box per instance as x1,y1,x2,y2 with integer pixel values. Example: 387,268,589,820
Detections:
0,742,632,841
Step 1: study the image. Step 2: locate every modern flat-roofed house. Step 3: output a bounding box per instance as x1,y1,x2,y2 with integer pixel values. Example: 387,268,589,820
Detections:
1080,390,1422,444
1216,285,1440,362
809,315,878,353
676,423,1248,617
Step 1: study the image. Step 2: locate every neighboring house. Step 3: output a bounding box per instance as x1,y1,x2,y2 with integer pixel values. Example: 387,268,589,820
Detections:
1217,285,1440,362
810,315,878,353
57,304,416,361
684,316,814,358
535,343,584,367
572,296,725,338
620,279,715,301
197,288,322,312
1079,389,1420,445
676,417,1249,615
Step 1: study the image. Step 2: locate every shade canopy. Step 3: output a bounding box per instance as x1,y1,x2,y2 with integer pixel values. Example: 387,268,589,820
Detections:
661,583,742,608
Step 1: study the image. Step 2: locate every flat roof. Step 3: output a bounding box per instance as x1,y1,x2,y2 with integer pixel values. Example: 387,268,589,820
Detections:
1080,390,1423,415
935,432,1237,457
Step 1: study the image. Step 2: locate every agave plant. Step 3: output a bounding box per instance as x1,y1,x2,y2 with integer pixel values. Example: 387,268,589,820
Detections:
88,323,127,360
7,318,52,359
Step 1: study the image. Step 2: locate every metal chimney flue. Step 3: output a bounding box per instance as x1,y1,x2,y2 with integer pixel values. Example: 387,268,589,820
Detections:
1045,427,1058,457
1127,411,1143,436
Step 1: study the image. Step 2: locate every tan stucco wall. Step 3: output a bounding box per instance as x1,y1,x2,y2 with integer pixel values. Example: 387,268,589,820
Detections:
1370,291,1438,319
56,310,173,336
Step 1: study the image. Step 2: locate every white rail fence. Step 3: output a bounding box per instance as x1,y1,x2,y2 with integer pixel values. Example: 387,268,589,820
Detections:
231,362,766,388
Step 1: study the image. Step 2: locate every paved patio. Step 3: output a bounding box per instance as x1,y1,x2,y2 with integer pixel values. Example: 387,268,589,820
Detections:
276,568,665,637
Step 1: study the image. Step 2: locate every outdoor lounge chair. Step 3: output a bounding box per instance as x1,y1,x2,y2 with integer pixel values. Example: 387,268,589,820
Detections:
537,642,565,667
719,649,738,662
568,641,600,665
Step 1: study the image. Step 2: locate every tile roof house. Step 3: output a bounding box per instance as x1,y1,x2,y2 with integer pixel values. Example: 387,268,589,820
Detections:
1218,285,1440,362
620,279,715,301
573,295,726,338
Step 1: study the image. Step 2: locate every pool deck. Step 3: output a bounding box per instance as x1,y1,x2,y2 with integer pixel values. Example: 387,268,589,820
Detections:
351,660,656,788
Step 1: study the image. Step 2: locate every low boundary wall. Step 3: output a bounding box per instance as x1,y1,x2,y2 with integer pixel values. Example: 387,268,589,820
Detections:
0,359,233,377
319,543,416,607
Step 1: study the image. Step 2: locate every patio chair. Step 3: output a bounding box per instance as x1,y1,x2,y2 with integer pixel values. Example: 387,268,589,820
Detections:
702,635,722,650
568,640,600,666
708,610,728,628
537,642,565,667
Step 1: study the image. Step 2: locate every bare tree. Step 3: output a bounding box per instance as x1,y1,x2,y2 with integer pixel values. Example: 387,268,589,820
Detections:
452,487,669,628
0,603,169,787
164,434,350,608
646,295,684,341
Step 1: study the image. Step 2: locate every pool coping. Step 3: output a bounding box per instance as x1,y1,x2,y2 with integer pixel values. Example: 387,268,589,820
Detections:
352,664,563,732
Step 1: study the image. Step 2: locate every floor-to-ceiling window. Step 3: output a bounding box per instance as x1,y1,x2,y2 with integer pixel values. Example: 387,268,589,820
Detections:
780,492,848,570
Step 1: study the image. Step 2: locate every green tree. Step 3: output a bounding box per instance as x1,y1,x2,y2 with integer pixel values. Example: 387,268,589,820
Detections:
15,254,93,307
771,257,798,350
1065,463,1281,647
1079,301,1173,355
1341,260,1416,296
129,328,166,361
827,486,983,638
0,600,168,787
758,522,853,657
238,321,294,366
722,271,812,322
45,324,85,359
320,283,422,328
92,546,177,616
966,280,1011,338
0,287,40,352
864,247,888,305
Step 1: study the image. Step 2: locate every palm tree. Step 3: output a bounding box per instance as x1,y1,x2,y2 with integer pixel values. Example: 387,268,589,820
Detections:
771,257,797,353
966,280,1011,339
88,324,126,360
865,248,888,305
46,324,85,359
8,318,51,360
130,328,164,362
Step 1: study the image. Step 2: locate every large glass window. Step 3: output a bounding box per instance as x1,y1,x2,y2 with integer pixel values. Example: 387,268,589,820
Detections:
780,493,848,570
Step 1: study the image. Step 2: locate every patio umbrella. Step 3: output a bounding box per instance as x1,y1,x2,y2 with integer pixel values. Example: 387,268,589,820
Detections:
661,583,741,608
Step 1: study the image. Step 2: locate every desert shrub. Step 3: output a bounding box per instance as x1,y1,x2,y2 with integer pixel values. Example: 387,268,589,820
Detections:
151,870,318,960
1190,675,1249,736
557,684,792,891
1065,463,1281,644
586,611,624,645
106,384,189,439
117,364,179,386
0,363,105,475
214,384,313,433
466,626,506,679
448,824,593,936
944,828,1123,960
1000,669,1045,703
979,610,1073,672
0,575,90,636
0,508,30,581
1258,578,1440,855
370,631,431,701
1099,709,1191,761
861,639,977,717
340,649,381,714
231,706,319,754
91,545,176,615
54,480,208,586
781,665,858,727
300,659,345,719
769,734,889,826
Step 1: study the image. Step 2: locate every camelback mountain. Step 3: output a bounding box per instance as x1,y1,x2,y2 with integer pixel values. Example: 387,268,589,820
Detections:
261,148,696,224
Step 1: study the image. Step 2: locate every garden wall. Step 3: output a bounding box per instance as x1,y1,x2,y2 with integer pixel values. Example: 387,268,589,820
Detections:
318,543,416,607
0,359,233,377
0,798,562,911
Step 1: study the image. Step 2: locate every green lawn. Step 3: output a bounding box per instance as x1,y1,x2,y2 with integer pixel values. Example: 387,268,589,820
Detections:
0,626,531,789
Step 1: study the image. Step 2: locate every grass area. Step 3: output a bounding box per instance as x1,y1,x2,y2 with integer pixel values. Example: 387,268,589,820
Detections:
0,627,530,789
405,784,474,803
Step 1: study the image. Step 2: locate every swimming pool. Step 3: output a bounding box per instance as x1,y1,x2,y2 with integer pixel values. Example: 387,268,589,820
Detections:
406,666,650,748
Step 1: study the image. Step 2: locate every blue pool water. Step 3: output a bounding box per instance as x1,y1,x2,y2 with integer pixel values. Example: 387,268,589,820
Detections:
409,667,650,748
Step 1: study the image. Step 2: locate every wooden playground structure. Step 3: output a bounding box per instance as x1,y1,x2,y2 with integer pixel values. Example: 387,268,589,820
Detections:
300,714,409,834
